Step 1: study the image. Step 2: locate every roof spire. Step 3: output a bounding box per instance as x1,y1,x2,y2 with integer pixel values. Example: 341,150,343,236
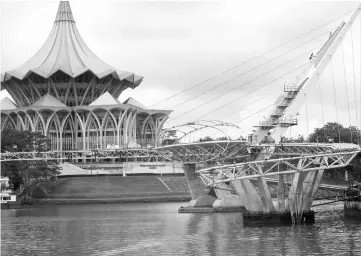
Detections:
55,1,75,22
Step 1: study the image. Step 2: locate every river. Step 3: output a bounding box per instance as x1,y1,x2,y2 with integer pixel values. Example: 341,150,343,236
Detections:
1,202,360,256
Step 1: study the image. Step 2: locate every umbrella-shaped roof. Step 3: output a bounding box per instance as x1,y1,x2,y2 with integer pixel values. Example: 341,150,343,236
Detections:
1,1,143,86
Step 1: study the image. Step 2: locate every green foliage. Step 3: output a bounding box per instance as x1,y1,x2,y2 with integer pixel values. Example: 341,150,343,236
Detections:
161,130,178,146
281,135,304,143
1,128,51,152
1,129,59,192
161,138,178,146
199,136,214,142
308,122,361,144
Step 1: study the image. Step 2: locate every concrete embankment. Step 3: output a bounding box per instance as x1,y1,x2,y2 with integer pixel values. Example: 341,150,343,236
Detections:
20,175,191,206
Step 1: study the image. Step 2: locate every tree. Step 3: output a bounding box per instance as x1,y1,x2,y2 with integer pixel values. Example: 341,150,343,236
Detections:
1,129,60,192
199,136,214,142
161,130,178,146
217,136,229,141
308,122,361,144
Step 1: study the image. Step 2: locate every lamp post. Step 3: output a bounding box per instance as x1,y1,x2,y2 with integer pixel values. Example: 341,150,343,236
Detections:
91,150,98,175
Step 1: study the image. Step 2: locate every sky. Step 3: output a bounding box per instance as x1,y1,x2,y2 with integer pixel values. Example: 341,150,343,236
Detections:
1,0,361,139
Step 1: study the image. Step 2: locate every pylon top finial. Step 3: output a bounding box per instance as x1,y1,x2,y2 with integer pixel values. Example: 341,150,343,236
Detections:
55,1,74,22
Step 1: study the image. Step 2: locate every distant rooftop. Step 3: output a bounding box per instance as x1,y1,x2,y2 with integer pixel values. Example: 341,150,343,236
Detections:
89,92,122,106
123,97,147,109
0,97,17,110
32,94,67,107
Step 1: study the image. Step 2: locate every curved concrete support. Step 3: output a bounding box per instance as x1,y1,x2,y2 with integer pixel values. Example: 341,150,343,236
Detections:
189,195,217,207
301,169,324,211
214,183,232,199
213,195,243,208
231,179,263,212
183,163,208,200
257,176,275,212
277,174,286,212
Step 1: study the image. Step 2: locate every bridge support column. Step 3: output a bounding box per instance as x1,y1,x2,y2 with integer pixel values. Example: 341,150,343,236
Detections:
231,179,263,211
213,184,242,208
277,174,286,212
288,159,307,214
257,176,275,212
214,184,232,198
288,158,325,215
301,169,324,211
183,164,216,207
288,171,307,214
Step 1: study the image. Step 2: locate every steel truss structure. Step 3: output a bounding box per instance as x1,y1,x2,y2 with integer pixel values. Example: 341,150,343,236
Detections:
250,177,348,193
0,149,162,162
156,120,244,163
1,142,358,163
155,140,247,163
250,143,341,155
197,149,361,187
155,141,354,164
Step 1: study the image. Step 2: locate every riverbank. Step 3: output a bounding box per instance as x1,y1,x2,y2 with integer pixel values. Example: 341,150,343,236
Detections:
8,175,192,208
17,194,191,207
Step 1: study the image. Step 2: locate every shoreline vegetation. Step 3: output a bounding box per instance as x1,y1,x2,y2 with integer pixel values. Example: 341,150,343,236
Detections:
20,195,192,206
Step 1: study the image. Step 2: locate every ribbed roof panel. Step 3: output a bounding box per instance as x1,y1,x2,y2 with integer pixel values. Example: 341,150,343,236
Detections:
1,1,143,87
55,1,74,22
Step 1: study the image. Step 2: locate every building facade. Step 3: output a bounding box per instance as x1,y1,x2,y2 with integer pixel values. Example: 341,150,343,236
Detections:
0,1,171,151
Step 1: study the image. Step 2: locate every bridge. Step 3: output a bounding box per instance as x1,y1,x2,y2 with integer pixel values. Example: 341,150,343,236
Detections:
1,2,361,223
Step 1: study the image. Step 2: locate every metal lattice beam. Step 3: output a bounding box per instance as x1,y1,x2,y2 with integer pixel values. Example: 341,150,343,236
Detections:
198,150,360,186
0,149,163,162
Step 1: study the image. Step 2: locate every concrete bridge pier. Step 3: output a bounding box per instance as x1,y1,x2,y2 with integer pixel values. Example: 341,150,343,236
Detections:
300,169,324,211
183,164,217,207
256,175,275,212
287,162,325,220
277,174,286,212
213,184,236,207
231,179,263,211
182,164,246,211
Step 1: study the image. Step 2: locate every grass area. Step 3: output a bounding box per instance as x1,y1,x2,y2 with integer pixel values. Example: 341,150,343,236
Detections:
27,176,191,199
158,177,189,193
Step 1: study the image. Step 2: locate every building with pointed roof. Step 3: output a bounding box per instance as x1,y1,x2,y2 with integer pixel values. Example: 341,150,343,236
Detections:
123,97,148,109
1,1,171,151
1,98,17,110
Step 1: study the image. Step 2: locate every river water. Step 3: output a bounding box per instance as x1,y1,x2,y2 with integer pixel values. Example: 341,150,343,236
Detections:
1,202,360,256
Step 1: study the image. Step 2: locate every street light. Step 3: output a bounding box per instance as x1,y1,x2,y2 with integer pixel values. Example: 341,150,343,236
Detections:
91,150,98,175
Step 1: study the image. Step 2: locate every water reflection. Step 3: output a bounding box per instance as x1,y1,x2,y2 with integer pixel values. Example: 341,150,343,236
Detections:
1,203,361,256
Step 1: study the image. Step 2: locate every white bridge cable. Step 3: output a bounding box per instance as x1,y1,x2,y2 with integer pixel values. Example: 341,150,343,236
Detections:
149,11,352,108
317,82,326,140
167,30,336,119
217,90,281,121
169,42,321,123
341,41,353,143
196,61,309,122
210,103,275,137
304,93,310,137
330,59,342,144
350,28,360,145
